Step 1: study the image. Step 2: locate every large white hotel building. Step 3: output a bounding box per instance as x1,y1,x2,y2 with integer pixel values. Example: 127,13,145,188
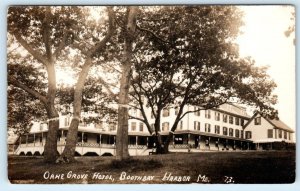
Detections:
9,103,295,156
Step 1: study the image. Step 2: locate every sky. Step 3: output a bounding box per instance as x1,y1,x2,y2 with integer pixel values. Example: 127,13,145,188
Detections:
235,5,295,130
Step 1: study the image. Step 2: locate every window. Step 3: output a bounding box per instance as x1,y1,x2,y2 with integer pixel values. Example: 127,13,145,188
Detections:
215,112,220,121
215,125,220,134
39,123,43,131
229,128,233,136
223,127,228,135
205,110,211,119
194,107,200,116
229,116,233,124
288,132,291,140
223,114,228,123
267,129,273,138
138,110,143,118
139,123,144,131
241,130,244,139
194,121,200,131
205,123,211,132
64,117,70,127
151,123,155,129
278,130,282,138
163,108,170,117
174,135,183,144
245,131,252,139
284,131,287,139
235,117,239,125
177,121,183,130
235,129,240,138
140,96,144,103
241,119,244,126
254,117,261,125
175,107,179,115
131,122,136,131
162,122,169,131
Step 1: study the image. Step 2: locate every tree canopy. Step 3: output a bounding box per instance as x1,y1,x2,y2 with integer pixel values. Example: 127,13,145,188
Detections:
128,6,278,153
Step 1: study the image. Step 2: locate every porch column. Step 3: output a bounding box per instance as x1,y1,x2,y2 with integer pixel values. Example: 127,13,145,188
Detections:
146,137,149,147
247,142,249,150
187,133,190,145
61,130,64,144
81,132,84,156
172,134,175,145
33,133,36,147
41,132,44,146
99,134,102,155
198,135,201,149
208,136,210,150
81,132,84,146
217,138,220,151
136,136,138,155
233,140,235,150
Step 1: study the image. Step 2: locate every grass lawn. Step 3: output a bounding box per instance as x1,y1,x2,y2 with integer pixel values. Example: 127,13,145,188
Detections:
8,150,295,184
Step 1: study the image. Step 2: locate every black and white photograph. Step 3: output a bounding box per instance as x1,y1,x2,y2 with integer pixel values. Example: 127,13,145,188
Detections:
6,5,295,184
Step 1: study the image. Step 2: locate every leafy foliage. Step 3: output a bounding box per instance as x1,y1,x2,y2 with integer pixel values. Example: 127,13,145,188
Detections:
128,6,278,151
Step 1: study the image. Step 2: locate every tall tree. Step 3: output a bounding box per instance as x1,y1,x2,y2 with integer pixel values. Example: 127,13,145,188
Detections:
7,6,83,163
58,7,116,162
116,6,138,160
129,6,278,153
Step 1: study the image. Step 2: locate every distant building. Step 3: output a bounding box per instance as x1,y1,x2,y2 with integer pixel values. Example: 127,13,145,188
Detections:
9,103,295,156
243,112,294,150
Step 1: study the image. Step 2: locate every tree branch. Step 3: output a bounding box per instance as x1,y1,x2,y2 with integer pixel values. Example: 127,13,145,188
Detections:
42,7,52,61
88,7,116,57
8,76,47,104
128,115,145,122
53,29,74,59
97,76,117,98
136,24,169,44
13,33,48,65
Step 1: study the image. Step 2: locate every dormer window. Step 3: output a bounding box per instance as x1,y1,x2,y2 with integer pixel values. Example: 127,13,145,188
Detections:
254,117,261,125
162,108,170,117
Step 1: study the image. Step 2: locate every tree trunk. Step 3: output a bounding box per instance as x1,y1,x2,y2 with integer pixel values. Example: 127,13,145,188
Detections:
116,59,132,160
155,134,168,154
58,118,80,162
43,105,59,163
43,59,60,163
116,7,138,160
58,58,93,162
56,8,115,163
